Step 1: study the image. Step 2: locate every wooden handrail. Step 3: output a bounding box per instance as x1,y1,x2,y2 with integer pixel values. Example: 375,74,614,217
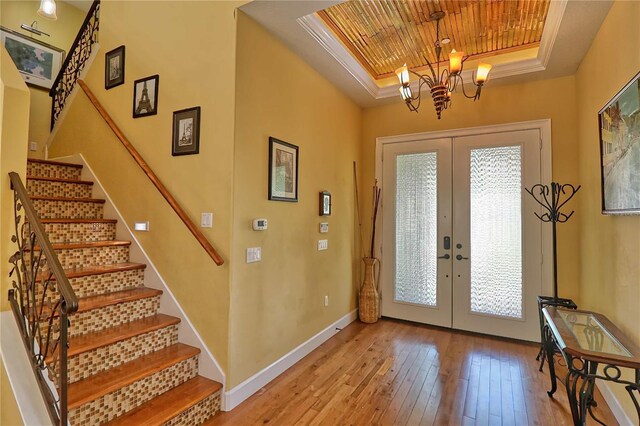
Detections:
77,80,225,266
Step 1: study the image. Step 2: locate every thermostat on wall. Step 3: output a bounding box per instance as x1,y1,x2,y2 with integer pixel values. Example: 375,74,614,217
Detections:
252,218,268,231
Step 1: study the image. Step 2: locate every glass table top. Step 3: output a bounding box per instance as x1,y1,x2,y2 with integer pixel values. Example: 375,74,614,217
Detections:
558,310,632,357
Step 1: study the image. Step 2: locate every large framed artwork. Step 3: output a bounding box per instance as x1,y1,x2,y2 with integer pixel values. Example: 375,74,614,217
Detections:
0,26,64,90
268,137,298,202
599,71,640,215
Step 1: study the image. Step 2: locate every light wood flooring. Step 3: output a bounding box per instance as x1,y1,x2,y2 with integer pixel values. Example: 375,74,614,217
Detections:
207,318,618,426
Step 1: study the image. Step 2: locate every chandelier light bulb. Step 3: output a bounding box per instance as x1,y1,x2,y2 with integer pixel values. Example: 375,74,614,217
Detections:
395,64,410,85
37,0,57,20
448,49,464,75
475,63,492,84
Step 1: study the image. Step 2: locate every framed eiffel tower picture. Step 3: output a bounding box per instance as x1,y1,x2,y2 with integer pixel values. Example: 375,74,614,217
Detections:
133,74,159,118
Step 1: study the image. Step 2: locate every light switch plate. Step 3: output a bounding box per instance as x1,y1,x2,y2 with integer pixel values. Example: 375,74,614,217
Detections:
318,239,328,251
29,141,38,152
246,247,261,263
319,222,329,233
201,213,213,228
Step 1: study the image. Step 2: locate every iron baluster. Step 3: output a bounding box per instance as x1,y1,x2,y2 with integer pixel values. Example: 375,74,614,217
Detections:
7,172,78,425
49,0,100,129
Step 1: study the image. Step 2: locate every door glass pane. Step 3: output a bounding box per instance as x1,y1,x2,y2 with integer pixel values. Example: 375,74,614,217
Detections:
470,146,522,318
395,152,438,306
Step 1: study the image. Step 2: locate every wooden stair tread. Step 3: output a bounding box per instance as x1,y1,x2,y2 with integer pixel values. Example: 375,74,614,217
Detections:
45,314,180,363
29,240,131,251
68,343,200,409
39,218,117,224
27,158,83,168
29,196,105,203
26,176,93,185
43,287,162,317
36,262,145,282
78,287,162,313
105,376,222,425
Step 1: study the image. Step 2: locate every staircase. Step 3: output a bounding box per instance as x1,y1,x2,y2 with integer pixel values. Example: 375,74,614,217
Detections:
25,158,222,425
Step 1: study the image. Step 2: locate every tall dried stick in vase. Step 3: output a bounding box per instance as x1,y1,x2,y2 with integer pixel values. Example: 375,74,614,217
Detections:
358,179,381,323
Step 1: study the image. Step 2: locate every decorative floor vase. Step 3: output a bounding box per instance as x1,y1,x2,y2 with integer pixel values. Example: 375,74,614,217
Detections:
359,257,380,323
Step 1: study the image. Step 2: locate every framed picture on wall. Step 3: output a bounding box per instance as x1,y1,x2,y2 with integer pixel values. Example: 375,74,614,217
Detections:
105,45,125,89
268,137,298,202
598,71,640,215
0,26,64,90
132,74,159,118
172,106,200,156
319,191,331,216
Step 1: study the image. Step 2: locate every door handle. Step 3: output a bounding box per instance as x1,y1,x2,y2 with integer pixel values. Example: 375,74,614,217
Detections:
456,254,469,260
438,254,450,259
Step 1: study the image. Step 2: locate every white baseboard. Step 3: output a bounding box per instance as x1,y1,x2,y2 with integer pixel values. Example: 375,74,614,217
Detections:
222,309,358,411
596,380,635,425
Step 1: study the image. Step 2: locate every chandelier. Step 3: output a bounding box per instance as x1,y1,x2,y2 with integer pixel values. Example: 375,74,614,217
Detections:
395,11,492,119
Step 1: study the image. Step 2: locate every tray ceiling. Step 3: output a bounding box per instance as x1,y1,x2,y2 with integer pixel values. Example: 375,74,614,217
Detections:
318,0,551,80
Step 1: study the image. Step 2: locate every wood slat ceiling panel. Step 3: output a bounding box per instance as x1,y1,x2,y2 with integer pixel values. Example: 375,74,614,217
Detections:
318,0,550,80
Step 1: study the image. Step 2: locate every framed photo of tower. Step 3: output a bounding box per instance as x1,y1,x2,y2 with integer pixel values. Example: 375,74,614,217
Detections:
172,106,200,156
132,75,159,118
105,46,125,89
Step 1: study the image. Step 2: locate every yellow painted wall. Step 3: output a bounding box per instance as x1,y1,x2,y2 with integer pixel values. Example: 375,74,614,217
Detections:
0,45,30,426
0,46,30,313
361,76,581,300
576,1,640,419
229,12,362,387
49,0,248,373
0,0,85,159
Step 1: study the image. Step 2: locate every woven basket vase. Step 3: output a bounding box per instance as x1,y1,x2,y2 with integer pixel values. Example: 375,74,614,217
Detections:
359,257,380,323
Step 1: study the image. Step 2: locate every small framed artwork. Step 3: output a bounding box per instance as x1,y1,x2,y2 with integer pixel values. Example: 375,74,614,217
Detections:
319,191,331,216
0,26,64,90
172,106,200,156
105,45,125,89
268,137,298,202
598,71,640,215
132,74,159,118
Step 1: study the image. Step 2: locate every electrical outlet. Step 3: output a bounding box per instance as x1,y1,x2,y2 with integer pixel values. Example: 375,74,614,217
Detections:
324,295,329,306
318,239,328,251
246,247,261,263
201,213,213,228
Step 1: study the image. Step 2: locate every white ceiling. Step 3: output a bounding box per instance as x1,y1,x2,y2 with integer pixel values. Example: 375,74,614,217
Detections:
61,0,92,13
241,0,613,108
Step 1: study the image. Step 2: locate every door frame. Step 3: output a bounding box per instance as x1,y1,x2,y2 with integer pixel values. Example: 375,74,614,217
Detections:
374,119,555,322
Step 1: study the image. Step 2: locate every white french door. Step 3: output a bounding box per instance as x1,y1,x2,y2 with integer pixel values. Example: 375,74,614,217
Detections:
381,128,544,342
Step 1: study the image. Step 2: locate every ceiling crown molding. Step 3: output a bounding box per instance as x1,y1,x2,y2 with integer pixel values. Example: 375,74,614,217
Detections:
298,0,568,101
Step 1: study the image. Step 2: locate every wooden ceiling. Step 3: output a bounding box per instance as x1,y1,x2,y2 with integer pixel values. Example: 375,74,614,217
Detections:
318,0,551,80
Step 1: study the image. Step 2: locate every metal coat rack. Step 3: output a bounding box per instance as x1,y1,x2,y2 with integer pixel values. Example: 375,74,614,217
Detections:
525,182,581,300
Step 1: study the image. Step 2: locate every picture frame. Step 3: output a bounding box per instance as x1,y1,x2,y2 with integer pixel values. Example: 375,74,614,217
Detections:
132,74,159,118
105,45,125,89
268,137,298,202
319,191,331,216
0,26,64,90
598,71,640,215
172,106,200,156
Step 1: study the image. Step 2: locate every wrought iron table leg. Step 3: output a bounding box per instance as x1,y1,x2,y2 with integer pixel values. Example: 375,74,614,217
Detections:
543,324,558,397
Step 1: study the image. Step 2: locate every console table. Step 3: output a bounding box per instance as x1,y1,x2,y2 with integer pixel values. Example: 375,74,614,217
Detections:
542,307,640,425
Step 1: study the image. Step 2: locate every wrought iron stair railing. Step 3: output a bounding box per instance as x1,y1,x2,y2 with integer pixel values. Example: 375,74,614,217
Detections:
7,172,78,425
49,0,100,130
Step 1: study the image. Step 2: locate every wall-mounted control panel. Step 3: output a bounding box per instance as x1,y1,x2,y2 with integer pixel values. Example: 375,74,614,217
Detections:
246,247,262,263
201,213,213,228
319,222,329,233
252,218,268,231
134,221,149,231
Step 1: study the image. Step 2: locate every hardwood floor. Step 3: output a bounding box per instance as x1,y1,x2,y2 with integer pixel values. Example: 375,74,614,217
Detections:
207,318,617,425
